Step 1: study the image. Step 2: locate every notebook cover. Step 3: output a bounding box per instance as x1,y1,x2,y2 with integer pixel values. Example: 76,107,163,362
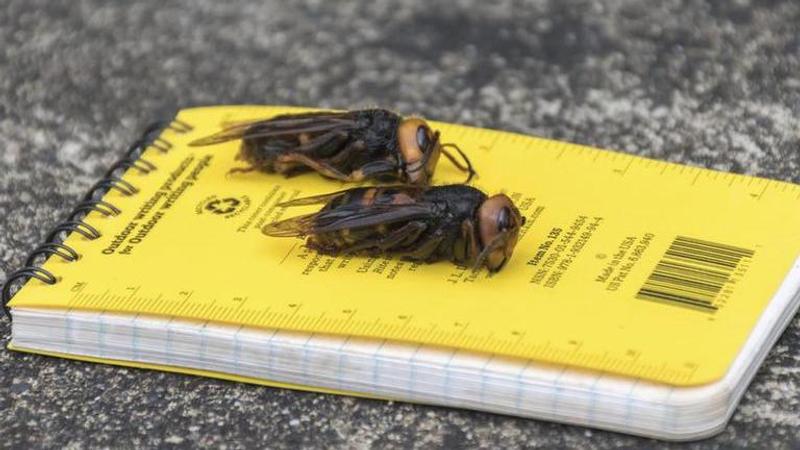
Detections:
7,105,800,385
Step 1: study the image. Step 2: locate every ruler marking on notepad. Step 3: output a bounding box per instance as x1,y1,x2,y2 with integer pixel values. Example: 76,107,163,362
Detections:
213,304,224,319
755,183,769,200
71,291,84,305
452,128,800,204
245,309,259,324
97,289,110,306
34,280,742,384
148,294,164,313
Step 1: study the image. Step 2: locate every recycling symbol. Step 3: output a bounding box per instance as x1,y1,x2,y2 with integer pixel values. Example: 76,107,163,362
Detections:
205,197,241,215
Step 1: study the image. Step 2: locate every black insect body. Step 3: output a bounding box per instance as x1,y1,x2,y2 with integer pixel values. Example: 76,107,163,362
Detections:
189,109,475,185
262,185,525,272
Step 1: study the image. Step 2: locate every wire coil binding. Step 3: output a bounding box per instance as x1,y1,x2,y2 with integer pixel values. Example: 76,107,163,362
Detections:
1,117,193,319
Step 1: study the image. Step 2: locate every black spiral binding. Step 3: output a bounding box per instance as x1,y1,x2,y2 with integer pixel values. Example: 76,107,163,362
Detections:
1,117,194,319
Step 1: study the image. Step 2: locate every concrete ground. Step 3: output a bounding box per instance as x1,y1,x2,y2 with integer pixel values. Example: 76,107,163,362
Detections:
1,1,798,448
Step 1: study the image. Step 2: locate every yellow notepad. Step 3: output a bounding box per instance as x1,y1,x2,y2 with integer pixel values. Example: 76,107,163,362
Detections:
7,105,800,389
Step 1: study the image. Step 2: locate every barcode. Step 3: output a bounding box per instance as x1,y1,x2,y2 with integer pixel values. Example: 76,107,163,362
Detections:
636,236,754,312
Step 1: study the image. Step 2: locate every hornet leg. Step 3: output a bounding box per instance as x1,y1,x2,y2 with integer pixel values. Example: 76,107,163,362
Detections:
278,153,395,182
342,221,428,254
227,166,257,176
398,234,445,262
355,160,399,180
459,220,481,266
327,140,366,165
293,131,349,155
277,153,356,181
